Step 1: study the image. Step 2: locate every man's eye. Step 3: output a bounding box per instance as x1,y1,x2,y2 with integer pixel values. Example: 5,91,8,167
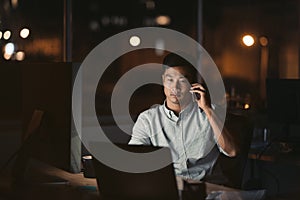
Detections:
180,79,188,83
166,78,173,82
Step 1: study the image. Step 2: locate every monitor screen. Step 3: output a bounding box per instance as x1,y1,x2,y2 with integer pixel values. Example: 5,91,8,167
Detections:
266,78,300,125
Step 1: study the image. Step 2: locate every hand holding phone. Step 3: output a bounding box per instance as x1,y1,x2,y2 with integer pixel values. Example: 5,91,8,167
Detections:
193,88,201,100
190,85,205,100
190,83,210,108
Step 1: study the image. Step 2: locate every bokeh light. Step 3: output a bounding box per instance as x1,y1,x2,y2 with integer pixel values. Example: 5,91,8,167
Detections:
129,35,141,47
3,30,12,40
15,51,25,61
155,15,171,26
4,42,15,55
242,35,255,47
20,28,30,39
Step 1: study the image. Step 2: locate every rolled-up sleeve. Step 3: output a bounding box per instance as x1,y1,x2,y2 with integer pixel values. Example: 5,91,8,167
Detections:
129,114,151,145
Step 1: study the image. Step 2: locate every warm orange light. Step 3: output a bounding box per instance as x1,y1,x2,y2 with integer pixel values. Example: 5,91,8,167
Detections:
244,103,250,110
155,15,171,26
259,36,268,47
16,51,25,61
242,35,255,47
11,0,18,9
3,52,12,60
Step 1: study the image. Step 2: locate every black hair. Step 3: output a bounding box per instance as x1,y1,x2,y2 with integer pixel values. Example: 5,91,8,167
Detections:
162,52,198,83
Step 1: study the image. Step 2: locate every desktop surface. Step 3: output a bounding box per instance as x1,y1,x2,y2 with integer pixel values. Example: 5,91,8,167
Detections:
0,159,270,200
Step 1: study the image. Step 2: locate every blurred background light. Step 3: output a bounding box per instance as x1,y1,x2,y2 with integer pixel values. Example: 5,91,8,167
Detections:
15,51,25,61
242,34,255,47
11,0,18,9
3,52,12,60
129,35,141,47
145,0,155,10
101,16,110,26
259,36,268,47
155,15,171,26
143,17,156,26
244,103,250,110
20,28,30,39
4,42,15,55
89,20,100,31
3,30,12,40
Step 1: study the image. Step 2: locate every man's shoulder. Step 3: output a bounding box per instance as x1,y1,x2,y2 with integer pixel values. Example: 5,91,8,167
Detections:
143,103,163,114
138,104,163,118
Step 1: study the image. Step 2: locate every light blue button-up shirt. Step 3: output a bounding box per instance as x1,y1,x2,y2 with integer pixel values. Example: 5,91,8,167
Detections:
129,101,221,180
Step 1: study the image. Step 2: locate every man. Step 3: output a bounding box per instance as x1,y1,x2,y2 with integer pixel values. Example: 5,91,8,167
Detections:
129,52,237,181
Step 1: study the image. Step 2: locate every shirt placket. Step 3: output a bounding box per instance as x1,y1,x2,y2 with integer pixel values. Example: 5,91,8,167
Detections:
178,113,191,179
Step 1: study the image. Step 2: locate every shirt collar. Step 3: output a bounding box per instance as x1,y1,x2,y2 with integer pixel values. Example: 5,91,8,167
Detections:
163,100,196,120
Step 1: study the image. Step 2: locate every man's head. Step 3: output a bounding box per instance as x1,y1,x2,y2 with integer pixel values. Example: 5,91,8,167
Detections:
162,52,198,83
162,52,198,110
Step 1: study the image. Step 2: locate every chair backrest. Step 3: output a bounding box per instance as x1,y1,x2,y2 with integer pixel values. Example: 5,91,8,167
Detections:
206,112,254,189
22,109,44,141
12,109,45,184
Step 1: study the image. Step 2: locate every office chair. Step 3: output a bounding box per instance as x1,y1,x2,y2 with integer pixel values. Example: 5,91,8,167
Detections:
22,109,44,141
11,109,45,185
205,112,254,189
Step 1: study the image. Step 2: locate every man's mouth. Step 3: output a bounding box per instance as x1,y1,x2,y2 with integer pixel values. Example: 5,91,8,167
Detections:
170,93,180,97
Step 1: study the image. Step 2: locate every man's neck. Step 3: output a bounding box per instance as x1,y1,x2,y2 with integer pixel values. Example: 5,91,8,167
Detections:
165,101,190,116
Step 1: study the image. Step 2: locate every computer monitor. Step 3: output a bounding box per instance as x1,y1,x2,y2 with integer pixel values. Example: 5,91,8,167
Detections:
21,62,81,173
266,78,300,140
90,142,180,200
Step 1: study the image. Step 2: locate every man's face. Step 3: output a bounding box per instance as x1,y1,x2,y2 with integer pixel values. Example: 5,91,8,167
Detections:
162,66,193,107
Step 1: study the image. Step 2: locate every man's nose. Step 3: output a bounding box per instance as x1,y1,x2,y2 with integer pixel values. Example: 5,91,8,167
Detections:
175,80,181,90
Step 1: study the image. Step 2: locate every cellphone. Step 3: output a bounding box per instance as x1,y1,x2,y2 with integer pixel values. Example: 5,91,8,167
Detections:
192,87,201,100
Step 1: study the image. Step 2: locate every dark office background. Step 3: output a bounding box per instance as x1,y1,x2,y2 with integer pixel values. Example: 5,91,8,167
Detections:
1,0,299,107
1,0,300,199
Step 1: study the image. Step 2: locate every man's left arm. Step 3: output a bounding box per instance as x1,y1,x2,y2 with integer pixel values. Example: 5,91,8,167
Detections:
203,107,238,157
191,83,238,157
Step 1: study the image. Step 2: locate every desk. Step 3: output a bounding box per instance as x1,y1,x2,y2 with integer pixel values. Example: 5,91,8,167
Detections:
247,142,300,199
0,160,263,200
248,142,300,166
